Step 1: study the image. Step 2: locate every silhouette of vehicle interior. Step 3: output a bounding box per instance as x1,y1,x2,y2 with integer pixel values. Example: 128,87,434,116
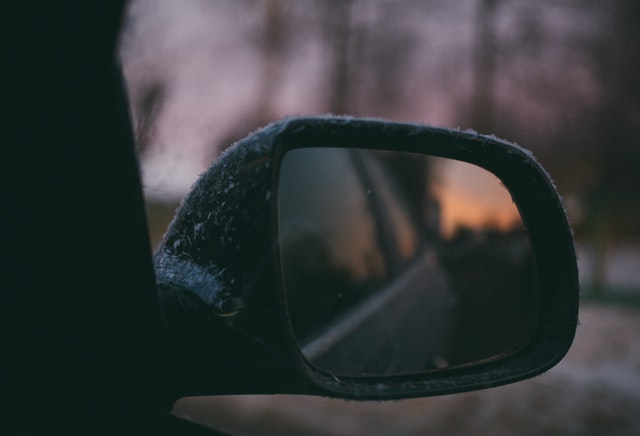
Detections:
3,2,579,433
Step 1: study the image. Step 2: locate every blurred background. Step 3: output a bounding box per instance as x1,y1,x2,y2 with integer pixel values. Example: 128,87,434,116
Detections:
119,0,639,434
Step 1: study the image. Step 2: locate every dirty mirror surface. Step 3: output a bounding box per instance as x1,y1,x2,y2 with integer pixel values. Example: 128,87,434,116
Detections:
277,147,536,377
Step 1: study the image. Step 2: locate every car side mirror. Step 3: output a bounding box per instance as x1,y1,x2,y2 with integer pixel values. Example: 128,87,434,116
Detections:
279,147,536,376
154,117,578,401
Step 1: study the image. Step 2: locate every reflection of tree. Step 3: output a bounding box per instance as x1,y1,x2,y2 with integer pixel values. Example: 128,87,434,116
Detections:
281,224,356,342
440,225,535,364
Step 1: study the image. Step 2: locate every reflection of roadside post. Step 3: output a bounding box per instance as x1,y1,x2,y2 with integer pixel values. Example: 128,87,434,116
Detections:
381,153,434,234
424,198,441,242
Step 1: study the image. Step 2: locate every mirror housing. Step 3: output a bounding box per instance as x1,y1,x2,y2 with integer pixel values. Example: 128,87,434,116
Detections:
154,117,578,401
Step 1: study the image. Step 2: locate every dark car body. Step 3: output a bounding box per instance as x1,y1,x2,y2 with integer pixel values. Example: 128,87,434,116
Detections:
2,2,205,432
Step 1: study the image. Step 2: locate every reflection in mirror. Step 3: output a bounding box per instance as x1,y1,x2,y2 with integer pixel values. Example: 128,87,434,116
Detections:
278,148,536,377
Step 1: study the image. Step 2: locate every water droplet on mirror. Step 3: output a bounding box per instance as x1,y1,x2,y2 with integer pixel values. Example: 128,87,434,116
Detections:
194,222,204,234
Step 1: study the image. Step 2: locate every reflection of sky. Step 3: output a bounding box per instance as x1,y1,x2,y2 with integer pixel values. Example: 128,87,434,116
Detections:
433,158,520,237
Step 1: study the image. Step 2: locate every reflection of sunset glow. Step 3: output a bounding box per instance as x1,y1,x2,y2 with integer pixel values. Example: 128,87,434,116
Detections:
434,159,521,237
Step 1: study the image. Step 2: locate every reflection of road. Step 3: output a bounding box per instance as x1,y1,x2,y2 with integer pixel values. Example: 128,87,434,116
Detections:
302,249,454,376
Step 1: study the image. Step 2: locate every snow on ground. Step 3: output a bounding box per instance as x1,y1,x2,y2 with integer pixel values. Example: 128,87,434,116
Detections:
578,245,640,291
174,303,640,435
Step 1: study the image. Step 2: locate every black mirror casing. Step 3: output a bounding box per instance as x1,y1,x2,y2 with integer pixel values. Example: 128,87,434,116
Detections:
154,117,579,401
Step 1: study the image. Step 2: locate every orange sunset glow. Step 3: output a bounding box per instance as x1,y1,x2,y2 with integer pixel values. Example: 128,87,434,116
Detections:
433,159,521,238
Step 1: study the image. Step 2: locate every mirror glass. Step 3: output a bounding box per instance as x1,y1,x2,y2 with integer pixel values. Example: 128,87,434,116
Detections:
277,147,536,377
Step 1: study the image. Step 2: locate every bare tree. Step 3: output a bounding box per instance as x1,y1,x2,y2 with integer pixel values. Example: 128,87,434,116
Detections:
212,0,292,157
132,80,166,156
255,0,289,125
470,0,500,133
321,0,355,114
585,0,640,294
318,0,420,117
